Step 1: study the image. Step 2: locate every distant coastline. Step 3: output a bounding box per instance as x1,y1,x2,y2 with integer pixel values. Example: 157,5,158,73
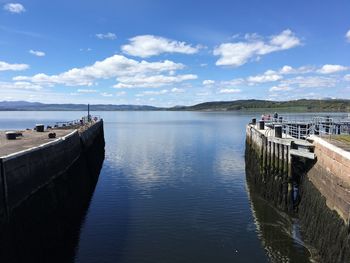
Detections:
1,99,350,112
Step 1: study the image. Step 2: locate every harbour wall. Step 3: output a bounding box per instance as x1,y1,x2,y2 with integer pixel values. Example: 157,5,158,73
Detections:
245,125,294,212
0,120,105,262
0,120,105,221
245,124,350,262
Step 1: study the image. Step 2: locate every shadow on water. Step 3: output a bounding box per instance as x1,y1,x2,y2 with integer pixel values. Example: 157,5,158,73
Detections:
0,134,105,263
245,146,313,263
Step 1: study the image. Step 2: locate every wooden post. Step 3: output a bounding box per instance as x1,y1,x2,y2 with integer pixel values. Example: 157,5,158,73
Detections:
275,143,279,175
262,137,267,175
287,151,293,211
267,141,272,173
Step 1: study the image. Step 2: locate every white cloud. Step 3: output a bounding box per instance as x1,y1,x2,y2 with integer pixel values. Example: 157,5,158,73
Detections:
247,71,282,83
281,76,337,88
279,65,314,74
219,88,241,94
346,30,350,42
220,78,245,87
122,35,200,58
317,64,348,74
171,88,185,93
0,81,42,90
77,89,97,93
213,29,301,67
269,86,292,92
113,83,133,89
80,48,92,52
116,91,126,96
96,32,117,40
202,79,215,85
114,74,197,88
100,92,113,97
137,89,169,96
344,74,350,81
0,61,29,71
29,49,46,57
3,3,25,13
196,92,210,96
15,54,187,87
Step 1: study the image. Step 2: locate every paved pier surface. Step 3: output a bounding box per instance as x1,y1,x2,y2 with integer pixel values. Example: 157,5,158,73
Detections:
324,135,350,152
0,129,75,157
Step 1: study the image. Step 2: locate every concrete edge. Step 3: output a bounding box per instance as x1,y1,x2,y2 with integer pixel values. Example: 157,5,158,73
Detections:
309,135,350,161
0,130,78,161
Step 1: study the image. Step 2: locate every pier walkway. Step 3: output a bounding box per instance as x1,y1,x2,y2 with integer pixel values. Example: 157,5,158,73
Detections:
0,129,74,158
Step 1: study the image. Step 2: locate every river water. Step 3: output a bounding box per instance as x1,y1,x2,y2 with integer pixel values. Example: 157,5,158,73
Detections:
0,111,316,262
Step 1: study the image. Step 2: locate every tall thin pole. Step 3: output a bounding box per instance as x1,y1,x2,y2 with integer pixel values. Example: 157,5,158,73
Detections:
88,103,90,122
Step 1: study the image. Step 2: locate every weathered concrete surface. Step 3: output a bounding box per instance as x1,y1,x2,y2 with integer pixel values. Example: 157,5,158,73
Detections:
246,124,295,212
299,175,350,263
324,135,350,152
0,120,104,220
246,123,350,263
2,131,81,210
0,129,74,157
0,123,105,262
307,135,350,223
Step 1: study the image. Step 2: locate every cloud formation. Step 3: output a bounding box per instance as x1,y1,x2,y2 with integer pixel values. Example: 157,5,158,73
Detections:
213,29,301,67
269,86,292,92
15,54,196,88
202,80,215,85
247,71,283,83
114,74,197,88
100,92,113,97
0,61,29,71
3,3,25,13
122,35,200,57
346,30,350,42
317,64,348,74
219,88,241,94
29,49,46,57
77,89,97,93
0,81,42,90
96,32,117,40
281,76,337,88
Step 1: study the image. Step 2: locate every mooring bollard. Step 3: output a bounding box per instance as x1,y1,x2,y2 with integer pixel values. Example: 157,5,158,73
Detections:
5,131,17,140
48,132,56,139
259,120,265,130
279,116,283,123
36,124,45,132
275,125,282,138
251,118,256,125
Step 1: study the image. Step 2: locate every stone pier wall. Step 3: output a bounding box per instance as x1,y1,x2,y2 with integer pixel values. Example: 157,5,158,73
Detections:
246,124,350,262
306,135,350,223
245,124,293,211
0,120,104,220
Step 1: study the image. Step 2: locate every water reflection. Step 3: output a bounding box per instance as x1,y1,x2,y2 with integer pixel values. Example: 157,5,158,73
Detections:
246,173,312,262
0,135,104,263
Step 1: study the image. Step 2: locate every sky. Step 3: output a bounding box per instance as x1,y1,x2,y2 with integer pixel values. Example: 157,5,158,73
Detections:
1,0,350,106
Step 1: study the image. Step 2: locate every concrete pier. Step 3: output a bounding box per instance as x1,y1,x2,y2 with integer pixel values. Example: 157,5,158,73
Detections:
0,120,105,262
0,119,104,221
245,119,350,262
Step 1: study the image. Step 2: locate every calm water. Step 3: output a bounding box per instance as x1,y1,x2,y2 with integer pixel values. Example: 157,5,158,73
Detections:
0,111,313,262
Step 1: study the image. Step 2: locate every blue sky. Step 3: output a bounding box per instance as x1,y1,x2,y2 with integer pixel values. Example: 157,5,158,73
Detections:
1,0,350,106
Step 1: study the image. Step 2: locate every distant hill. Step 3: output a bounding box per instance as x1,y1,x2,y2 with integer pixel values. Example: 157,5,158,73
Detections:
170,99,350,112
1,99,350,112
0,101,161,111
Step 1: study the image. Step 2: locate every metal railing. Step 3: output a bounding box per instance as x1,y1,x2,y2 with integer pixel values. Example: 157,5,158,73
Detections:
261,115,350,140
54,115,101,129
